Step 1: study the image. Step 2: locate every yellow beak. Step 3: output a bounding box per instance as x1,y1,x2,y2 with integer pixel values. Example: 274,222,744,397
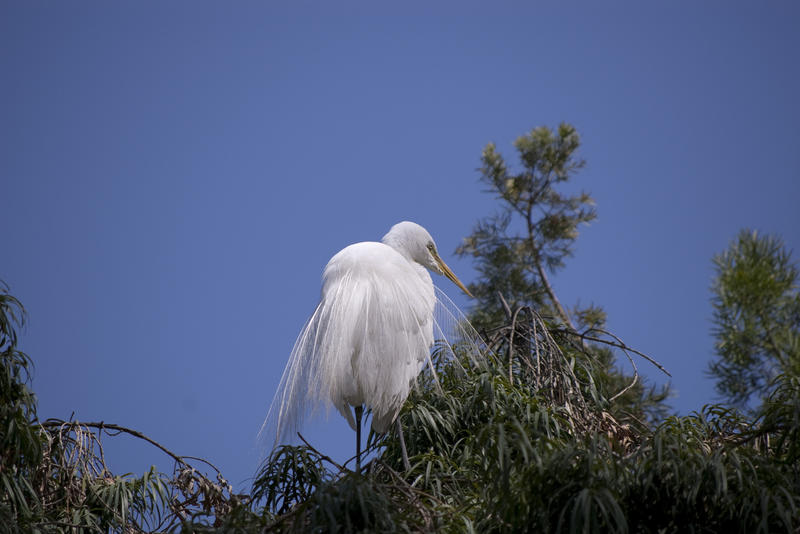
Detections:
432,252,473,298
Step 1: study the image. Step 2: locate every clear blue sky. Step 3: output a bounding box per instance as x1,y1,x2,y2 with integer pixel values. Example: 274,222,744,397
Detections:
2,2,798,491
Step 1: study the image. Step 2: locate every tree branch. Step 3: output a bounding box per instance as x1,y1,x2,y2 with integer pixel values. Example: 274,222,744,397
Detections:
40,419,191,469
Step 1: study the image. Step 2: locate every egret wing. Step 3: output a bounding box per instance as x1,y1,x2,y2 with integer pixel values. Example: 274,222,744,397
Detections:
262,242,437,442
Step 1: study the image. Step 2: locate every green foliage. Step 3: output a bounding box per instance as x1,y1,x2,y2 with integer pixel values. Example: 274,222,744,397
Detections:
757,373,800,463
0,282,42,531
254,445,330,516
709,229,800,408
623,406,798,532
247,444,436,532
457,123,595,331
457,125,669,425
245,314,800,532
0,283,39,468
291,474,403,533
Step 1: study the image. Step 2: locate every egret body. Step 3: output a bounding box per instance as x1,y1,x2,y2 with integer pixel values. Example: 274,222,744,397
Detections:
266,221,472,470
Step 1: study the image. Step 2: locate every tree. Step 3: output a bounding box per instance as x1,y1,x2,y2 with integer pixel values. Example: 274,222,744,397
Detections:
242,304,800,533
456,123,598,332
457,124,669,424
709,229,800,408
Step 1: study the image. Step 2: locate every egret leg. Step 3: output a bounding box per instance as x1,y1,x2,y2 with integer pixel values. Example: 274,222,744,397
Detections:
354,405,363,474
396,418,411,471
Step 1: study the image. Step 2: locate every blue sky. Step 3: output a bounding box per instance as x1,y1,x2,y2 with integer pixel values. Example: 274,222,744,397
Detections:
2,2,798,491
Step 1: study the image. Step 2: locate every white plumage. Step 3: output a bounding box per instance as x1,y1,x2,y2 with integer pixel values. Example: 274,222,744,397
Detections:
265,221,472,449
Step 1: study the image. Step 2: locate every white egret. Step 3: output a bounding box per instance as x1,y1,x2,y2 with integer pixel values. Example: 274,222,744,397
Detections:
264,221,473,471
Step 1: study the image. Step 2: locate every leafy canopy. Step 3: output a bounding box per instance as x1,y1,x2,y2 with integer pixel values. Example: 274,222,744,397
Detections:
709,229,800,408
457,124,668,425
457,123,597,331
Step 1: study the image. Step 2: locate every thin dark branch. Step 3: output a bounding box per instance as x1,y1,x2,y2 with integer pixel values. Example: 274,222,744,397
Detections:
561,328,671,377
179,455,223,475
608,346,639,402
41,419,189,467
297,432,345,471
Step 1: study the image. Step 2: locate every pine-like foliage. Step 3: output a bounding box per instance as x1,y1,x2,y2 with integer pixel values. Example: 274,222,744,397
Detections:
709,229,800,408
457,124,669,425
456,123,595,332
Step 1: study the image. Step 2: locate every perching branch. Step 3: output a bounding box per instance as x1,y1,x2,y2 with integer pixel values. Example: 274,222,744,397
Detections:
297,432,345,472
40,419,194,470
558,327,672,378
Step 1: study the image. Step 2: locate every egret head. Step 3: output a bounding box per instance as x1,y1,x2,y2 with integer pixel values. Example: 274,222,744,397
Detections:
383,221,474,297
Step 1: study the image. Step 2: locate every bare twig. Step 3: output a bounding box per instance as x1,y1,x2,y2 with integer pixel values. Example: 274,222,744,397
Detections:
568,327,671,377
180,455,224,475
41,419,189,467
297,432,345,472
608,346,639,402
